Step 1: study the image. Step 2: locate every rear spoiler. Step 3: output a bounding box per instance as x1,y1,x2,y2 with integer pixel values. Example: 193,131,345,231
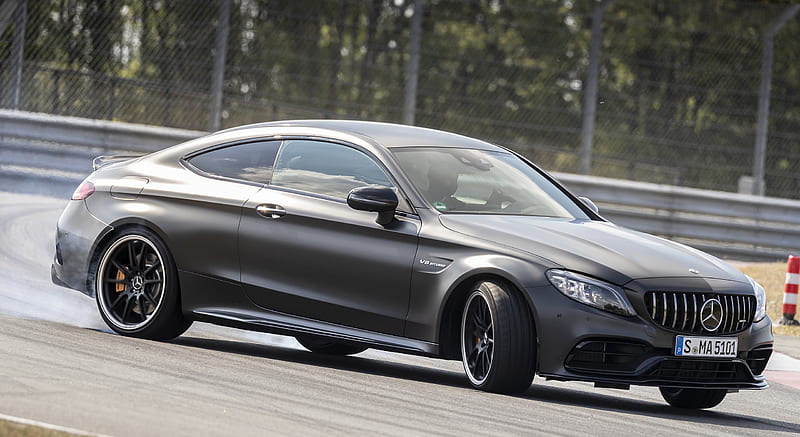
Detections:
92,154,143,171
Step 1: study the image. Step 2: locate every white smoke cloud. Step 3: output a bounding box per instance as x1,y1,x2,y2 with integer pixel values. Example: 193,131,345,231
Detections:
0,190,303,348
0,192,107,329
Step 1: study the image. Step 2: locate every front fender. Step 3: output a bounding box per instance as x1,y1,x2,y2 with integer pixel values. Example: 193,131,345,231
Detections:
404,240,553,347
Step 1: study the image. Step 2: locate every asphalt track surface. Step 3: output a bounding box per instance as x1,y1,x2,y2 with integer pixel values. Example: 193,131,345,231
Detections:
1,192,799,436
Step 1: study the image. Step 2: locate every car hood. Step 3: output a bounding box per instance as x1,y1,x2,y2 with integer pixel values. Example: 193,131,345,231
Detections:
439,215,747,286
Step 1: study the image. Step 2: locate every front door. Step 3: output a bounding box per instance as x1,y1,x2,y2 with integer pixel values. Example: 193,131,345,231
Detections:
238,139,419,335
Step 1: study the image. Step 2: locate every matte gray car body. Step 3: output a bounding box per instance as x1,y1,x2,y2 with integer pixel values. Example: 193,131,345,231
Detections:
52,120,773,405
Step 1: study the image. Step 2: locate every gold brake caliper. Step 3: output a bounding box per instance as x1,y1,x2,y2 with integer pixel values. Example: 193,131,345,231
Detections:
115,270,125,292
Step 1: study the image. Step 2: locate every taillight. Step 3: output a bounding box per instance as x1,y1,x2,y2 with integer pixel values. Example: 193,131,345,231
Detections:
71,181,95,200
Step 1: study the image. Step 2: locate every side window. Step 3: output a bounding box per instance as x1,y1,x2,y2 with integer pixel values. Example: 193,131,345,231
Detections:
187,140,281,184
271,140,394,200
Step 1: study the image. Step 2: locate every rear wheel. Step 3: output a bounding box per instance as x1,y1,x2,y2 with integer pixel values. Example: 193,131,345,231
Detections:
95,228,191,340
460,280,536,394
296,335,367,356
659,387,727,409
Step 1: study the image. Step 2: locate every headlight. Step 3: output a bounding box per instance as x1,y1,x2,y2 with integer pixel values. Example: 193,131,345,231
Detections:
747,275,767,322
546,269,635,317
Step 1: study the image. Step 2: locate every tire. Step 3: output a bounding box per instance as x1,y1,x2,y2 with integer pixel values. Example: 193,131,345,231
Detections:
460,280,536,394
659,387,727,409
94,227,191,340
296,335,367,356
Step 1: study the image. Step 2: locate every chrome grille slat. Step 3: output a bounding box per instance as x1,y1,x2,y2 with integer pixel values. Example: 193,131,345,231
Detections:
651,293,657,321
736,296,743,330
742,296,747,328
644,291,756,334
723,295,730,332
671,293,678,328
681,294,688,330
742,296,749,329
730,296,736,331
744,297,749,328
727,295,734,332
742,295,747,327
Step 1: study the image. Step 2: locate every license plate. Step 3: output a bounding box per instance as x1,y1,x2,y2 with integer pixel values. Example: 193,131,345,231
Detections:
674,336,738,358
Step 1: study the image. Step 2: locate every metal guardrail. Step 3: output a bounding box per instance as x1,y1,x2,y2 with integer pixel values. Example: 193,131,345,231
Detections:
0,109,203,199
555,173,800,261
0,109,203,152
1,109,798,261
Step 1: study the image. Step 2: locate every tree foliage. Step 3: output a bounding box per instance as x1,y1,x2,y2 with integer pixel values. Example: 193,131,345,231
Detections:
1,0,799,198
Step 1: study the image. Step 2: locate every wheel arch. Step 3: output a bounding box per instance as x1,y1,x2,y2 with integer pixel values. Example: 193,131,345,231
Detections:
86,218,177,297
436,269,539,362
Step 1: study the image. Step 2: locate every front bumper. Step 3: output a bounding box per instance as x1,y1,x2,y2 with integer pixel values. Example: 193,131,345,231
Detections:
51,199,111,297
526,284,773,390
549,338,770,389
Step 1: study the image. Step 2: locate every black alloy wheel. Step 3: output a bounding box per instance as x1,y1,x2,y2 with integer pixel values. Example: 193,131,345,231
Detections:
462,291,495,384
460,280,536,394
95,228,190,340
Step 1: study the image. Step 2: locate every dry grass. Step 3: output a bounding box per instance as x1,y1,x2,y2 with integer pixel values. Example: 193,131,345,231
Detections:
737,262,800,337
0,419,83,437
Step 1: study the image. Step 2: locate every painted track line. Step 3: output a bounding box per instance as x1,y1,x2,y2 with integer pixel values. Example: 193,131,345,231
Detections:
0,413,111,437
766,352,800,390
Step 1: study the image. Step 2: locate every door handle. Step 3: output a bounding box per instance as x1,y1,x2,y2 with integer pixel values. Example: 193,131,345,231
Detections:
256,204,286,219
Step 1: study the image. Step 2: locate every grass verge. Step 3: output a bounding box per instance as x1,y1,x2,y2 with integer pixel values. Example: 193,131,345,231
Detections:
0,419,82,437
737,262,800,337
0,415,100,437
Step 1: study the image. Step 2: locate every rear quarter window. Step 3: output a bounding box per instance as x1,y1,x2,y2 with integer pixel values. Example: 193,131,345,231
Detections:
187,140,281,184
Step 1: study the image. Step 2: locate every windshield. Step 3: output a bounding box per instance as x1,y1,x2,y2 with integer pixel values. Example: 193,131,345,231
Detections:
392,147,588,219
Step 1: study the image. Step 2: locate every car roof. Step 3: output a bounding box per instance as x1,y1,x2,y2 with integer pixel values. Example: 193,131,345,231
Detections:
217,119,502,151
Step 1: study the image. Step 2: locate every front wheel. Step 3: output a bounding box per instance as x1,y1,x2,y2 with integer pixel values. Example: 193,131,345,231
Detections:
94,228,191,340
460,280,536,394
659,387,727,409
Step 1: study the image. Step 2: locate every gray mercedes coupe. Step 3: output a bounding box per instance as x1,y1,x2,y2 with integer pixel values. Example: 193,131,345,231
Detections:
52,120,773,409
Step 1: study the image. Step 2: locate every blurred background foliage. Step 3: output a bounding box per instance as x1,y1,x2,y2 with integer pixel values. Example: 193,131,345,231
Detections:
1,0,799,198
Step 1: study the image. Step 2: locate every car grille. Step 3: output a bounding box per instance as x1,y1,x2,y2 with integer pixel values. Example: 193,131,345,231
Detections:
644,291,754,334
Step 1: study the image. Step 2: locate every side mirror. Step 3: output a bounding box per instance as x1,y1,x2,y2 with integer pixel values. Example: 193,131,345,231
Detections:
578,196,599,214
347,186,398,226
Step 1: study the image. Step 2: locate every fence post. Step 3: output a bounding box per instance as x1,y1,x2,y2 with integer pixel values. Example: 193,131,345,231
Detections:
752,5,800,196
0,0,16,37
5,0,27,110
402,0,423,126
579,0,613,175
208,0,232,132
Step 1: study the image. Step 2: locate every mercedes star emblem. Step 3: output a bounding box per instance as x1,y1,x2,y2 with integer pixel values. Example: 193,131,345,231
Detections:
700,298,724,332
132,275,144,291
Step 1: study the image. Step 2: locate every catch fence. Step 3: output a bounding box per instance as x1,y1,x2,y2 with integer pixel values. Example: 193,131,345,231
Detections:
1,0,799,198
